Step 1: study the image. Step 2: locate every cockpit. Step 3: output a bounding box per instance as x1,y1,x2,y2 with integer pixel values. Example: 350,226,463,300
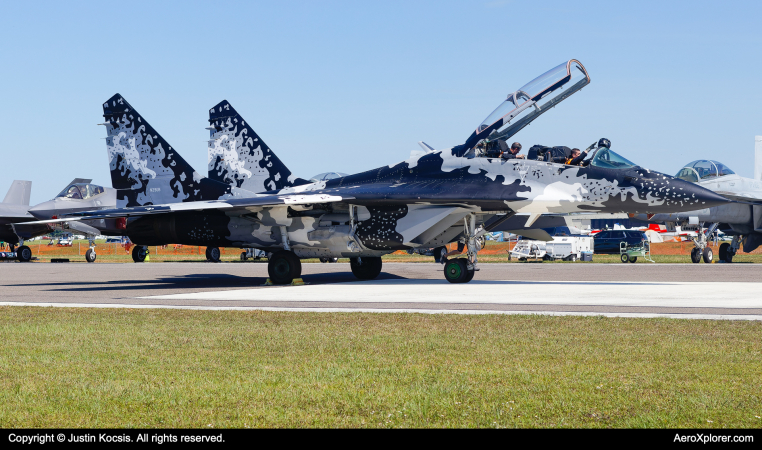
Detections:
588,148,637,170
675,160,735,183
56,183,105,200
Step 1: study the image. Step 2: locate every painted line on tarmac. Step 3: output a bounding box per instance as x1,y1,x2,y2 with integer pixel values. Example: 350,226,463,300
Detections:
0,302,761,321
140,279,762,309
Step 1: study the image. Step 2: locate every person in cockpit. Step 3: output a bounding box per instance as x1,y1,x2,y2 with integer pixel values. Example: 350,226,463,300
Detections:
501,142,525,160
566,148,583,165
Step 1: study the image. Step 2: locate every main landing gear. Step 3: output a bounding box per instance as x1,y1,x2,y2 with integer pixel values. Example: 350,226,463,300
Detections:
350,256,382,280
268,250,302,284
132,245,148,263
15,243,32,262
718,235,742,263
205,246,221,262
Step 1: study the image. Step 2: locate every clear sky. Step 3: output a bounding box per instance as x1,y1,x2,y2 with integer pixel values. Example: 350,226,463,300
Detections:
1,0,760,204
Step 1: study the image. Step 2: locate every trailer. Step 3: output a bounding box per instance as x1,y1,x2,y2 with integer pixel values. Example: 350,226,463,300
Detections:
510,235,593,262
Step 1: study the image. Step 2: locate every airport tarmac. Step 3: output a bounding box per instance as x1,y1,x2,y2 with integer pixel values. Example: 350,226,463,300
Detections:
1,262,761,320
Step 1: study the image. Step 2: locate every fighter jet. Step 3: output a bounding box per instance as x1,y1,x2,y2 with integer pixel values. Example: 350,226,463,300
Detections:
38,59,728,283
0,180,41,261
636,145,762,263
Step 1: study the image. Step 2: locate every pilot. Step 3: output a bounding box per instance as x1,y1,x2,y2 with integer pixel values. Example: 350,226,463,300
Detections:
566,148,583,165
598,137,611,149
501,142,525,160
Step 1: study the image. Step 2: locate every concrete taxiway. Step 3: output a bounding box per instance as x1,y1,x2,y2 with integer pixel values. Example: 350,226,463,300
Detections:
1,262,761,320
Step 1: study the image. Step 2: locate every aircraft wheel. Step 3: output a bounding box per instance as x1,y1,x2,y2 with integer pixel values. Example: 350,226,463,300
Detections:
319,257,328,263
725,252,733,263
719,243,729,262
85,249,97,263
444,259,469,283
207,247,221,262
132,246,147,263
620,253,629,263
628,256,637,263
350,256,382,280
690,248,701,264
241,252,247,261
328,257,338,263
463,267,475,283
16,245,32,262
702,247,713,264
268,250,301,284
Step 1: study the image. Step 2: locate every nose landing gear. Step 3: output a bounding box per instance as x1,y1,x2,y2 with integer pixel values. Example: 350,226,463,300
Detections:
443,215,480,283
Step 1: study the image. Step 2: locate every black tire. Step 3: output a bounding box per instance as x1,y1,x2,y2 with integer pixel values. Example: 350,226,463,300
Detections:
463,268,475,283
725,252,733,263
328,257,338,263
206,247,221,262
719,243,729,262
690,248,701,264
350,256,382,280
628,256,637,263
433,246,447,263
620,253,629,263
319,257,328,263
702,247,713,264
444,259,469,283
16,245,32,262
132,246,147,263
268,250,302,284
241,252,247,261
85,248,96,263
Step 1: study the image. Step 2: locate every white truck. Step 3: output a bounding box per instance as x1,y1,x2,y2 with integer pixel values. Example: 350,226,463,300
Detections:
511,235,593,261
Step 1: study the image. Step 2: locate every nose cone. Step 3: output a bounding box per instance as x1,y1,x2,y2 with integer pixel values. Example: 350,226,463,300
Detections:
634,172,729,212
28,200,57,219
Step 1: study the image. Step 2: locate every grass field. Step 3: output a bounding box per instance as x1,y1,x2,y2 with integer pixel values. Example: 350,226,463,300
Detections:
0,307,760,428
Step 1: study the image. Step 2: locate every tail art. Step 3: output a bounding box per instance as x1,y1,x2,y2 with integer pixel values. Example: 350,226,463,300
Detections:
207,100,309,193
102,94,240,207
2,180,32,206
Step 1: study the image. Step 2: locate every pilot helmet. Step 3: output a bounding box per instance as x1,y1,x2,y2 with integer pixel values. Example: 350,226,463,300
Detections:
598,138,611,148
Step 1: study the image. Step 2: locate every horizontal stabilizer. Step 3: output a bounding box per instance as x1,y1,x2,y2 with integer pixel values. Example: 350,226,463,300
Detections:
3,180,32,206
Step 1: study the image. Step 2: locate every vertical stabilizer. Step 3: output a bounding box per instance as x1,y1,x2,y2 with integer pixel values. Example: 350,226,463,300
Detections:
207,101,308,193
755,136,762,181
102,94,233,207
2,180,32,206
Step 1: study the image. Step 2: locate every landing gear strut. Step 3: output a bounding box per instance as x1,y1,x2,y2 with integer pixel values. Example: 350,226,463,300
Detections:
690,222,718,264
443,214,480,283
85,238,97,263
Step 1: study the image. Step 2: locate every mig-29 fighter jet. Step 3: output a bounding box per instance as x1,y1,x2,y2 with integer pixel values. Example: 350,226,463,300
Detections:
40,59,728,283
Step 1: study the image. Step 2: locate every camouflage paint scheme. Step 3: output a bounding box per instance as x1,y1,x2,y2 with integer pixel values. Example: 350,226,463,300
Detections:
63,61,729,261
207,100,309,193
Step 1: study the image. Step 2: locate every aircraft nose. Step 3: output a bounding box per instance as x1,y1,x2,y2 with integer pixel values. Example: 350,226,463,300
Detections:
28,201,57,219
645,176,729,212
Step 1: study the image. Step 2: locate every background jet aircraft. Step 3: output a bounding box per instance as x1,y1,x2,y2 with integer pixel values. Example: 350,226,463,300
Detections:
0,180,42,261
42,59,728,283
636,143,762,263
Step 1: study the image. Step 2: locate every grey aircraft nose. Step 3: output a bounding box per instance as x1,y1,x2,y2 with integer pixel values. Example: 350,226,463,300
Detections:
27,200,57,219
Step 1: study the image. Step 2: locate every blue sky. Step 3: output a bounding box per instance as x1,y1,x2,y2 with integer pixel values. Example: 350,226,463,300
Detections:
1,0,760,204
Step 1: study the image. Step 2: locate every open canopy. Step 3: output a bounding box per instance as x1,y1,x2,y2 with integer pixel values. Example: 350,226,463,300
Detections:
467,60,590,148
675,160,735,182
